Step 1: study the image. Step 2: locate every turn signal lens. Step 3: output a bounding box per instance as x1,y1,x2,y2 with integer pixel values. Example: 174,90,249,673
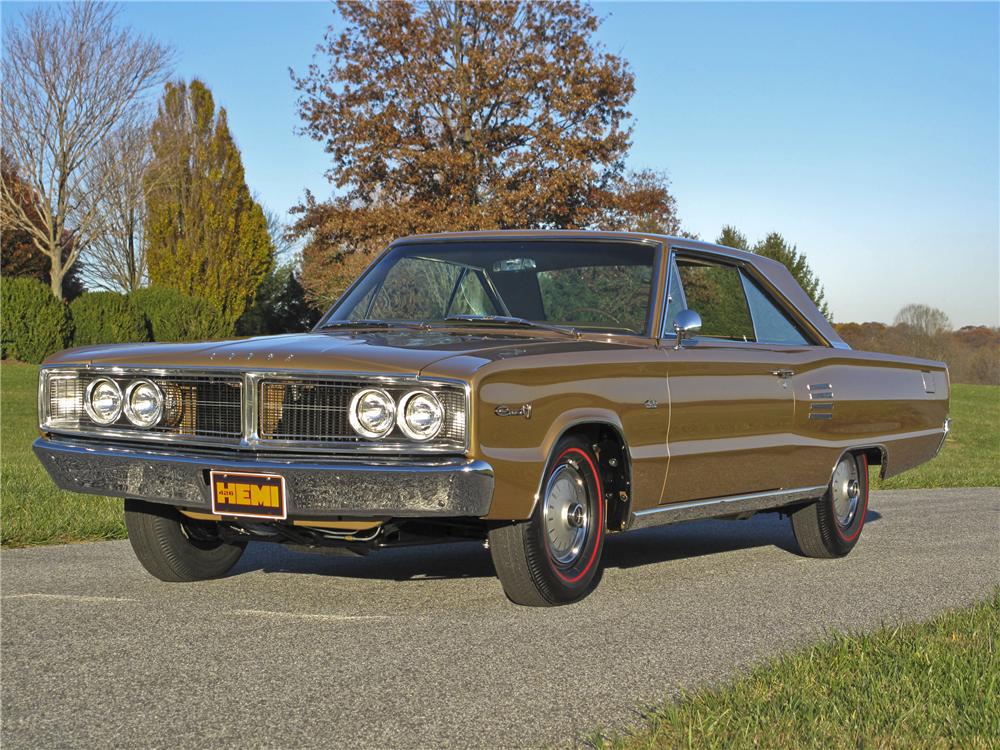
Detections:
84,378,123,425
349,388,396,438
397,390,444,441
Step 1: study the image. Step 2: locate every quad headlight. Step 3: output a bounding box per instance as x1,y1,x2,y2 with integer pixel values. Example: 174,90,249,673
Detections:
348,387,446,441
123,379,164,428
397,390,444,441
83,378,123,425
349,388,396,438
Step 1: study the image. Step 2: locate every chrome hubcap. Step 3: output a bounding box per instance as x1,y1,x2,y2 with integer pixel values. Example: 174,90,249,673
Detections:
543,462,589,566
831,458,861,527
567,503,585,528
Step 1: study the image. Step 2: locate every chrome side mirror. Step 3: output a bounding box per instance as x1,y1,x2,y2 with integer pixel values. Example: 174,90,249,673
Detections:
673,308,702,349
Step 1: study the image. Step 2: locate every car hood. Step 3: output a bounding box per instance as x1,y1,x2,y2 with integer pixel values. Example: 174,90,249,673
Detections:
43,329,588,376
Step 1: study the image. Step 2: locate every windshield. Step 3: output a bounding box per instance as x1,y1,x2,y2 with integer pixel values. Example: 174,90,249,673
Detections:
321,240,658,335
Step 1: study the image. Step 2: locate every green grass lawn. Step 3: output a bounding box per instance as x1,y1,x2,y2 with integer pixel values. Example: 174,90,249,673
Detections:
1,363,997,547
589,590,1000,750
1,362,126,546
872,383,1000,490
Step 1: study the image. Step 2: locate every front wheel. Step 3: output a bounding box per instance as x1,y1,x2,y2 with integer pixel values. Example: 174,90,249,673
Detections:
488,437,605,606
124,499,247,581
791,453,869,558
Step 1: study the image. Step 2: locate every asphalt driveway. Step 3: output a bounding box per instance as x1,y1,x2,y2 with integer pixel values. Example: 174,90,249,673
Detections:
2,487,997,749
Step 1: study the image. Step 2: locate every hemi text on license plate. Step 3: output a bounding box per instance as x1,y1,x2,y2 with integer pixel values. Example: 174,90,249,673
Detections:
210,471,287,520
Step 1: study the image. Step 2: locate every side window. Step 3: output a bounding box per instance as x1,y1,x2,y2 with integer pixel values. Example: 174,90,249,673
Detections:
740,272,811,346
676,259,755,342
447,271,500,317
663,259,687,333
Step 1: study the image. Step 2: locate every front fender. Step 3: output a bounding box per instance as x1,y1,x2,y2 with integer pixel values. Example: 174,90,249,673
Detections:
478,407,626,520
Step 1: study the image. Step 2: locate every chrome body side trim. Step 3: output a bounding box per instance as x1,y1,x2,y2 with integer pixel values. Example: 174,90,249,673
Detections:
934,418,951,457
33,437,494,519
627,485,827,529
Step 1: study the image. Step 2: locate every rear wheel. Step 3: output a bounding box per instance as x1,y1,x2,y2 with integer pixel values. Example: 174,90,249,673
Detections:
488,437,605,606
791,453,869,558
124,499,246,581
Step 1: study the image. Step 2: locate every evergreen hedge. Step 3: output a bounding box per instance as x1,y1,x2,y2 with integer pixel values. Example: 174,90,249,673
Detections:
1,277,73,363
130,286,229,342
69,292,149,347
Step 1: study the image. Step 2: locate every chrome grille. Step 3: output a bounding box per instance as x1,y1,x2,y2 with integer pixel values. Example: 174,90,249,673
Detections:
45,370,243,442
41,368,467,452
46,373,85,424
258,378,467,448
159,377,243,439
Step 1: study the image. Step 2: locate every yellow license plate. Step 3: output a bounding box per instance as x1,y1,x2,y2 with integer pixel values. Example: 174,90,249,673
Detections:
210,471,287,520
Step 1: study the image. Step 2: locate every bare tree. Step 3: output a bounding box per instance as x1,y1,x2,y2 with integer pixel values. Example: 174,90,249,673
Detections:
261,203,297,264
0,1,172,298
895,304,952,337
79,122,153,292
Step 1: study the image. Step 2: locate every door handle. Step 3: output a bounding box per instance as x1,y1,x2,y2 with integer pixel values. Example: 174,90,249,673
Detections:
771,369,795,379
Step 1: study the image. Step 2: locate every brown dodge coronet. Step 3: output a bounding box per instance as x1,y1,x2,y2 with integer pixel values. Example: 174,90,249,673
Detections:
34,231,950,606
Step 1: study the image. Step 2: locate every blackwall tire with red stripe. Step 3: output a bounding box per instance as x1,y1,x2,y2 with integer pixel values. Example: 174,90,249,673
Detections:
488,437,605,606
791,453,869,558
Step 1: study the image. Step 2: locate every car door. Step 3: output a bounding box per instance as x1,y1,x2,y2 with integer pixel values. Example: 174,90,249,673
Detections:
658,252,797,503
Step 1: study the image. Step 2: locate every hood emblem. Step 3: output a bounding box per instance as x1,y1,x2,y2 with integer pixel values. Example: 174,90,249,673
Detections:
495,404,532,419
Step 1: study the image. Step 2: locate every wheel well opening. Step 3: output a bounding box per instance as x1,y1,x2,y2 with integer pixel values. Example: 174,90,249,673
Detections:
562,423,631,532
855,447,886,479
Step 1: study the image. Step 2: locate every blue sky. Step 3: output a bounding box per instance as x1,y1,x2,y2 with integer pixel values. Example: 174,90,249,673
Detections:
4,1,998,326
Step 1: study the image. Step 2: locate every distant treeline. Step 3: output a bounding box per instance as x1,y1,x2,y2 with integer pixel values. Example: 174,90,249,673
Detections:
835,322,999,385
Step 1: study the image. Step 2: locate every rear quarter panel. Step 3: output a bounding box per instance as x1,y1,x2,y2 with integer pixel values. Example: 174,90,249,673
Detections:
786,348,950,486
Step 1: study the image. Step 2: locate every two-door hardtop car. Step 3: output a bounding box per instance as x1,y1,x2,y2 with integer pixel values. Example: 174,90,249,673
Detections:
34,231,950,605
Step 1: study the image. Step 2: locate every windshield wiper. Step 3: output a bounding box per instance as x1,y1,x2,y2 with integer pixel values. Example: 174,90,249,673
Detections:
443,314,580,338
318,319,430,331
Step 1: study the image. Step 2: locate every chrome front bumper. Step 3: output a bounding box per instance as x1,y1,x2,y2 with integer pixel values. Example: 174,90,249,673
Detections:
33,438,494,519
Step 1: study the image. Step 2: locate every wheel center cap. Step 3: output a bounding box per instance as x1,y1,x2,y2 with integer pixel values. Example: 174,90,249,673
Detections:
847,479,860,499
567,503,585,528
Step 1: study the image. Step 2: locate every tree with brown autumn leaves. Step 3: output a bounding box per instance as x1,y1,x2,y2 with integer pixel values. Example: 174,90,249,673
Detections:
292,0,680,306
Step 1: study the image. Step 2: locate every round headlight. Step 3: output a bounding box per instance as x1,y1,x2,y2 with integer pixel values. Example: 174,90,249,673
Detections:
84,378,123,425
124,379,164,428
398,390,444,441
349,388,396,438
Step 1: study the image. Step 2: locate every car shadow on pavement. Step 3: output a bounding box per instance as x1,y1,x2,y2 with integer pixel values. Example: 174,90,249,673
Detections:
604,507,882,569
231,508,882,581
233,538,496,581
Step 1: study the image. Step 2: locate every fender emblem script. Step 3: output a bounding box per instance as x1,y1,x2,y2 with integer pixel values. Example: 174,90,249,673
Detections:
495,404,532,419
